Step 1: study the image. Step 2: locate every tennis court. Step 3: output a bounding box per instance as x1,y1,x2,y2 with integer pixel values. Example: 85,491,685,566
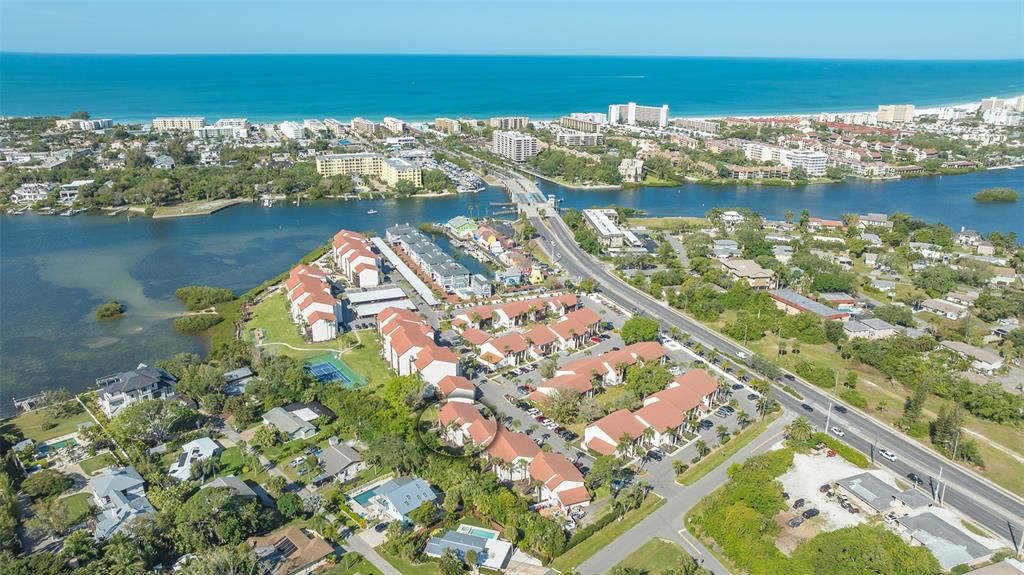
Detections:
305,353,366,388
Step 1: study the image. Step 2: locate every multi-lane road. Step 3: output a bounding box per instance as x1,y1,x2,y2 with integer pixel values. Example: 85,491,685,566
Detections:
526,201,1024,551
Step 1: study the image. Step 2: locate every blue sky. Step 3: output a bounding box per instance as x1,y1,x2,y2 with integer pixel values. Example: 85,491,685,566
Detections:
2,0,1021,59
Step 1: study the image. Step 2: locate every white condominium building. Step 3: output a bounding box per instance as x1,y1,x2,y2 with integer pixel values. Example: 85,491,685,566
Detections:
489,116,530,130
557,131,603,147
56,118,114,131
559,116,601,133
743,143,827,176
278,121,304,139
315,153,422,187
980,97,1004,111
875,104,915,123
152,117,206,131
673,118,718,133
937,108,967,121
608,102,669,128
304,119,327,134
383,117,406,134
570,112,608,124
492,131,539,162
982,108,1023,126
350,117,377,135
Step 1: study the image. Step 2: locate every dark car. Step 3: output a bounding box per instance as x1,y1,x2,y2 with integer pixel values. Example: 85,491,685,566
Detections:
801,403,813,412
786,516,804,528
374,522,390,533
802,508,820,519
699,419,714,430
747,393,759,400
833,405,848,414
739,375,750,383
647,450,663,461
907,473,924,485
793,498,805,509
731,383,743,390
784,373,795,381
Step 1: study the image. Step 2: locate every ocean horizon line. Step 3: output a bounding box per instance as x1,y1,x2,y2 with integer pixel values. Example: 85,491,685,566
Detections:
3,51,1023,63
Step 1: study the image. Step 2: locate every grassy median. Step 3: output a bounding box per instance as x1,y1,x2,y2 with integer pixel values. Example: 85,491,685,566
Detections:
676,412,781,486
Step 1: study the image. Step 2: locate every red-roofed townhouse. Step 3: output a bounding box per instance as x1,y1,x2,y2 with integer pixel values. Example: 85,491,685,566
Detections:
285,265,340,342
485,427,540,481
556,342,668,387
529,452,590,511
529,372,596,403
332,229,381,287
414,346,459,387
438,402,496,447
478,333,530,369
583,409,647,457
433,375,477,403
643,370,721,432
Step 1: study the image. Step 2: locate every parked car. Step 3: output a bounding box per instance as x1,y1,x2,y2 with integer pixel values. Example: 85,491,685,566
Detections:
786,516,804,528
647,450,663,461
879,448,898,462
739,375,750,383
819,484,831,493
747,393,758,400
374,522,390,532
830,426,845,437
720,406,735,414
802,508,820,519
907,473,924,485
731,383,743,390
699,420,714,430
793,498,805,509
590,336,602,343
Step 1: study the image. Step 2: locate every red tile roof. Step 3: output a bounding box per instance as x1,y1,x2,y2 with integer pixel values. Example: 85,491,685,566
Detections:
486,427,540,462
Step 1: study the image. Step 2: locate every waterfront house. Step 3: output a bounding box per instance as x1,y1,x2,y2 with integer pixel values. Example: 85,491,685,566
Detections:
89,467,156,539
332,229,381,287
956,227,983,247
97,363,177,417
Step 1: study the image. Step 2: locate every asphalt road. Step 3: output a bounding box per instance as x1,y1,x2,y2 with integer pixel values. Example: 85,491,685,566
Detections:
531,210,1024,550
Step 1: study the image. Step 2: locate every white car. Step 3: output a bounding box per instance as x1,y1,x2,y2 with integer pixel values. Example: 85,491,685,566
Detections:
737,351,748,359
830,426,845,437
879,448,898,462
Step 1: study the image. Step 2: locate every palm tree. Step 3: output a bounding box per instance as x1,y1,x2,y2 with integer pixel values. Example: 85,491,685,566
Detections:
618,432,635,458
736,410,751,428
642,427,656,448
715,425,730,442
756,394,778,420
694,439,710,458
786,416,814,444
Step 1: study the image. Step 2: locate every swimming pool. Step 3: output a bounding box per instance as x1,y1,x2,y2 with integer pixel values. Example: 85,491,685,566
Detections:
37,438,77,453
352,488,377,507
457,524,500,540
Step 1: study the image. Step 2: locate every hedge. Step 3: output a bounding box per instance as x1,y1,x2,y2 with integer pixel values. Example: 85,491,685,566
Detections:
810,432,870,468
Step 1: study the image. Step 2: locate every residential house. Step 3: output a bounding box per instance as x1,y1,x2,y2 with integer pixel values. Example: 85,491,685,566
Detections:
920,298,968,320
909,242,946,262
246,526,334,575
720,259,776,290
956,227,983,247
424,530,514,571
857,213,893,230
202,475,258,499
844,318,899,340
432,375,478,403
89,467,156,539
990,266,1018,286
807,217,843,232
940,340,1005,372
373,476,439,523
438,401,498,448
261,403,333,441
168,437,222,482
96,364,177,417
769,289,850,320
317,438,365,483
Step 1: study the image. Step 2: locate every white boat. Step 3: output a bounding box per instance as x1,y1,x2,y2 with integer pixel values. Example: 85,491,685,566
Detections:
367,209,379,215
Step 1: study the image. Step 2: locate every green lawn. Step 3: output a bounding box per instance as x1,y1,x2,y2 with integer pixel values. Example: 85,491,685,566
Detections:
321,554,384,575
611,538,692,574
79,452,117,476
60,492,93,525
339,331,391,387
218,446,271,486
550,494,667,572
376,547,440,575
677,412,781,486
248,293,345,358
628,216,708,231
2,403,92,443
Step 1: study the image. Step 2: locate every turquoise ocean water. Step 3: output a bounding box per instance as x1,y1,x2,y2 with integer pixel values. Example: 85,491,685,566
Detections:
2,53,1022,121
